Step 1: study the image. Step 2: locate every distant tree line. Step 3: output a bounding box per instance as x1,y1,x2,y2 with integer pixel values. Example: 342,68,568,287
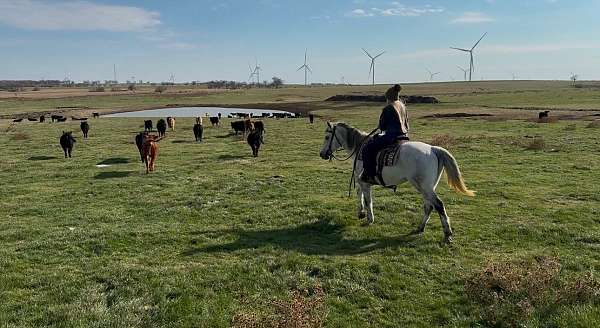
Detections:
206,77,284,89
0,80,62,89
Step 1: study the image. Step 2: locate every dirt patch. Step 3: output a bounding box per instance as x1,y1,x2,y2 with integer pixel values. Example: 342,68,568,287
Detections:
423,112,493,119
325,94,439,104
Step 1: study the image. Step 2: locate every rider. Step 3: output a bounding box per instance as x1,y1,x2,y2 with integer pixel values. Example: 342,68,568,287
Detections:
359,84,409,185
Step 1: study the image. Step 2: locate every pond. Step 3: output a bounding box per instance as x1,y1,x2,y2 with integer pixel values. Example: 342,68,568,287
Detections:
105,106,295,118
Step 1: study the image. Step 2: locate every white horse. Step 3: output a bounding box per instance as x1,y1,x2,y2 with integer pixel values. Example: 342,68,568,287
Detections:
319,122,474,243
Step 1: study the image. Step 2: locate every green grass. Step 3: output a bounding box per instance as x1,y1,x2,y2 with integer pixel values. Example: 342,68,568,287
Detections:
1,83,600,327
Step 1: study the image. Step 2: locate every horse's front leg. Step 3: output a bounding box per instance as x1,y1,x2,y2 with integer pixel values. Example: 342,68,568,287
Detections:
356,182,366,219
360,182,375,224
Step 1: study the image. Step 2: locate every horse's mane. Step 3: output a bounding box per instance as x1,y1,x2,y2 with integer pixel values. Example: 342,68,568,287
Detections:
334,122,368,150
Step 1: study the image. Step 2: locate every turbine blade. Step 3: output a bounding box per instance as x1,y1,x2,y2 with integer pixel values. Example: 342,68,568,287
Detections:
306,65,312,73
450,47,470,52
471,32,487,50
368,61,373,78
362,48,373,59
297,65,305,71
373,51,385,59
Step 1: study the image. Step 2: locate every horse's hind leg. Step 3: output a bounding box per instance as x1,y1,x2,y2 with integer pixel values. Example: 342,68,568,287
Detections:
430,194,452,243
415,201,434,234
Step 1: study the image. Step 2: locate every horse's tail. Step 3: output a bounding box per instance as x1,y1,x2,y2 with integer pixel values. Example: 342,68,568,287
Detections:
432,146,475,197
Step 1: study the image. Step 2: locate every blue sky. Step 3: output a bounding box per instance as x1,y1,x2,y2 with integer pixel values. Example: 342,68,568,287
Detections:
0,0,598,84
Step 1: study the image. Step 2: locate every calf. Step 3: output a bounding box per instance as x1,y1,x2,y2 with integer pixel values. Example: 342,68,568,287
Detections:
135,132,147,162
39,115,45,123
142,135,161,173
538,111,550,120
156,119,167,137
12,118,23,122
59,131,76,158
193,123,203,142
92,112,100,118
80,121,89,139
309,114,314,124
56,117,67,122
144,120,153,132
209,116,220,127
27,117,38,122
51,115,63,122
167,117,176,131
253,121,265,134
247,129,264,157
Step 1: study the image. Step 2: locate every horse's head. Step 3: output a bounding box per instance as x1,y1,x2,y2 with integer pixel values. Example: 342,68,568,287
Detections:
320,122,344,160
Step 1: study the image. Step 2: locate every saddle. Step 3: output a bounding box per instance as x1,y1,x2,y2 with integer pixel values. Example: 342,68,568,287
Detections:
358,138,409,187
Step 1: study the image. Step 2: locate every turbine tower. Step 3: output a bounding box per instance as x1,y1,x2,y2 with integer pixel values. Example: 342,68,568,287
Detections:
296,49,312,86
169,73,175,84
451,32,487,82
113,64,117,83
427,69,440,81
362,48,385,85
457,66,469,81
248,59,261,84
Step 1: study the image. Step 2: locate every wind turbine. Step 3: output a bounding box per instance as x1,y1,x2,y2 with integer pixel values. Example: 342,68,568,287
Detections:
451,32,487,82
362,48,385,85
297,49,312,86
457,66,468,81
169,73,175,84
427,69,440,81
248,59,261,85
512,73,518,81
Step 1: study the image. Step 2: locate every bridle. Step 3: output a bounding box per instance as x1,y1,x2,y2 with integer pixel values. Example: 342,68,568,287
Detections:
324,124,380,196
324,125,359,162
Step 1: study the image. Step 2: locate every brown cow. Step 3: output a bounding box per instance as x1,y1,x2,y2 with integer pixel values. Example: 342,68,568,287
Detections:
142,135,162,173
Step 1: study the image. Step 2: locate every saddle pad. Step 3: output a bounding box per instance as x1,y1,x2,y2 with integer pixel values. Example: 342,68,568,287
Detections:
376,140,407,169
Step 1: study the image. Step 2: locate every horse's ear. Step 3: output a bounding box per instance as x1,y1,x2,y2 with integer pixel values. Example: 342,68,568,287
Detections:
326,121,332,128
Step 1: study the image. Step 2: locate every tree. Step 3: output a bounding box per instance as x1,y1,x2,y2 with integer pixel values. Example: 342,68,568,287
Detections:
271,77,284,88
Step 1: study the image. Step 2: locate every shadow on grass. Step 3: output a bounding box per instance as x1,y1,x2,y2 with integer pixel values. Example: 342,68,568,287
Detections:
28,156,58,161
94,171,132,179
214,133,238,139
217,154,246,161
172,140,195,144
97,157,130,165
183,218,418,256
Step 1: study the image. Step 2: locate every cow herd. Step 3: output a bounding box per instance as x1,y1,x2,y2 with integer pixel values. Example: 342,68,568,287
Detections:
10,110,312,174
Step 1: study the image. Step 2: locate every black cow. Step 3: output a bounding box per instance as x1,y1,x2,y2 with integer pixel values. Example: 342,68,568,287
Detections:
231,120,246,135
209,116,220,127
92,112,100,118
156,119,167,137
218,113,222,119
39,115,45,123
56,117,67,122
59,131,76,158
80,121,89,139
247,129,264,157
309,114,314,124
12,118,23,122
135,132,146,162
539,111,550,120
144,120,153,132
253,121,265,133
193,123,203,142
27,117,38,122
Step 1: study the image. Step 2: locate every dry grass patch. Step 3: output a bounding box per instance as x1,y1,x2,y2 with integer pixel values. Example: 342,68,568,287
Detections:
465,256,600,327
10,132,29,140
525,137,545,150
232,284,327,328
586,120,600,128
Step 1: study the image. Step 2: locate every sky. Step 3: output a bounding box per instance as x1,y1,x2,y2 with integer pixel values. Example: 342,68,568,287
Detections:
0,0,599,84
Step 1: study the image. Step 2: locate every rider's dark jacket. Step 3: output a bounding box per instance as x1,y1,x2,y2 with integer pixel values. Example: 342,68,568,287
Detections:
379,100,409,138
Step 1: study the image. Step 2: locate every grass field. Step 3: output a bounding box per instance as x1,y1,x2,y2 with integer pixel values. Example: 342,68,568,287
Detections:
1,82,600,327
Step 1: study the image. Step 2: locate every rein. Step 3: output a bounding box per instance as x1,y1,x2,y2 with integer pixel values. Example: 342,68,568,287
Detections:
326,125,379,197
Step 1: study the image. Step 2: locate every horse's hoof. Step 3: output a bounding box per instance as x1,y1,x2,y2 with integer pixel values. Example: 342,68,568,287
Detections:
358,211,366,219
443,235,453,244
409,229,424,236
